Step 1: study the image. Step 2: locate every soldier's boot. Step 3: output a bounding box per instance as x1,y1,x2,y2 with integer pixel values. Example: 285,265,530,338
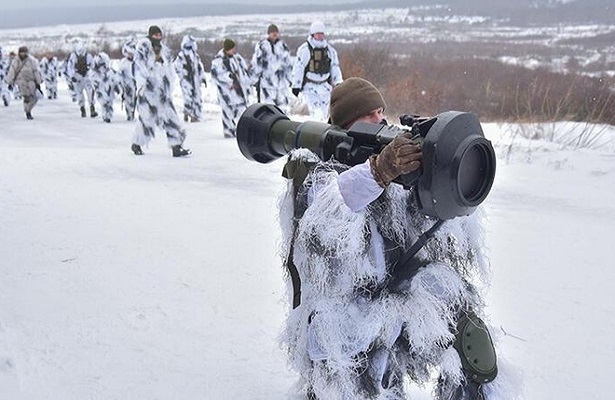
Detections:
131,144,143,155
172,145,191,157
90,105,98,118
80,106,86,117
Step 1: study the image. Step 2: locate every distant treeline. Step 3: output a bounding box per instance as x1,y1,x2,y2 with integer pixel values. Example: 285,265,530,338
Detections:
339,42,615,125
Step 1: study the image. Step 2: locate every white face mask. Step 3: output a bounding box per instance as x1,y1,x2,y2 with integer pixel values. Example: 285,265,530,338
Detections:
309,35,327,48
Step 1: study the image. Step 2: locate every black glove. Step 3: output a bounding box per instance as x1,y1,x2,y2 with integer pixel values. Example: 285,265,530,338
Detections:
292,88,300,97
71,77,78,83
8,84,13,91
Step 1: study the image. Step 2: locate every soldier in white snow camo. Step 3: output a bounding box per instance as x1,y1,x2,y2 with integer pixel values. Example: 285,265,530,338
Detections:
59,57,77,103
291,21,343,122
6,46,42,120
118,39,137,121
7,52,22,101
66,42,98,118
39,54,59,100
0,46,12,107
251,24,292,113
92,52,122,123
210,38,252,138
130,26,191,157
174,35,207,123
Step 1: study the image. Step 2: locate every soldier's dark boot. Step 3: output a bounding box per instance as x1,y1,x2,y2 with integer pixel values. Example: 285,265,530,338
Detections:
172,145,191,157
307,387,318,400
26,112,33,120
131,143,143,155
90,105,98,118
80,106,86,117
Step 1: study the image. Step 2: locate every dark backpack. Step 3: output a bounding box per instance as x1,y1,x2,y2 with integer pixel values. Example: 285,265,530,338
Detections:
75,54,88,76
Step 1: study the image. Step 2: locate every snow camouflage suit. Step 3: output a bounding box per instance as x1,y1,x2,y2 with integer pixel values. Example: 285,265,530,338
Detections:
0,46,12,106
66,44,96,109
132,36,186,148
279,151,520,400
291,36,343,121
92,52,122,123
59,58,77,102
118,40,137,121
174,35,206,122
7,53,42,115
251,36,292,113
39,56,59,99
210,49,252,138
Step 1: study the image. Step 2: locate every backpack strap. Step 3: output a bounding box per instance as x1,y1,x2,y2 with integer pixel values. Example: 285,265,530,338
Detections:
281,158,317,308
301,41,313,89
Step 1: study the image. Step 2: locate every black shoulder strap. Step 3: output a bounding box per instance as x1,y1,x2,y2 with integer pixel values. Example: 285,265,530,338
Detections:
286,235,302,309
302,42,314,89
282,158,317,309
388,219,445,288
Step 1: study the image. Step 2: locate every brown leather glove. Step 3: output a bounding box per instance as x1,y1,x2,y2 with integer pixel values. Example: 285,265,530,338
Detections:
369,134,422,187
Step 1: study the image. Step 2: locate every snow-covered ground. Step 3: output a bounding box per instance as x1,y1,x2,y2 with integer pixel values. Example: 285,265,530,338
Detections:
1,80,615,400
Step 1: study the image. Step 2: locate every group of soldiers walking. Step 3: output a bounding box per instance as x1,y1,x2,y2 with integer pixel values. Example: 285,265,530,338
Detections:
1,20,342,157
212,20,342,138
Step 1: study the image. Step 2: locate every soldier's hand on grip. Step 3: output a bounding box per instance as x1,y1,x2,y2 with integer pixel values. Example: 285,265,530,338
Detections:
369,133,422,188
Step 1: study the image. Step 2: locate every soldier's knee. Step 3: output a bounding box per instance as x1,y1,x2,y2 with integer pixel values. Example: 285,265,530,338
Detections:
453,312,498,384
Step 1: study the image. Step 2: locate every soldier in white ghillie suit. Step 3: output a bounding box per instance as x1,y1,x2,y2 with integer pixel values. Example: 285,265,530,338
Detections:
278,79,520,400
251,24,292,113
174,35,207,123
66,42,98,118
118,39,137,121
210,38,252,138
6,46,42,120
130,25,191,157
0,46,12,107
39,54,59,99
291,21,343,121
92,52,122,123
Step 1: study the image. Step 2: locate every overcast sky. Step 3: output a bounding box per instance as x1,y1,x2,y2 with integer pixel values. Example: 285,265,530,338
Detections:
0,0,363,29
1,0,357,9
